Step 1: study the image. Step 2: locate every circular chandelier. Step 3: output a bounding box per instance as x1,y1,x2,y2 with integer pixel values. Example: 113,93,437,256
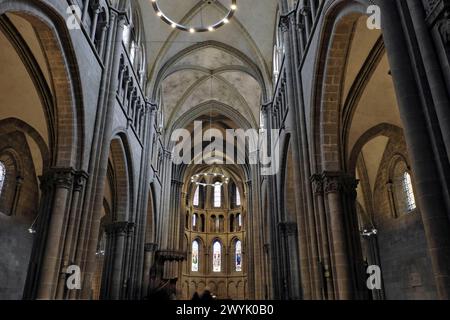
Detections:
191,172,229,187
151,0,237,33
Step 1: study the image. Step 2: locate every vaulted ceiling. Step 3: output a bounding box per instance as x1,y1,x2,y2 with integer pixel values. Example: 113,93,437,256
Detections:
137,0,279,130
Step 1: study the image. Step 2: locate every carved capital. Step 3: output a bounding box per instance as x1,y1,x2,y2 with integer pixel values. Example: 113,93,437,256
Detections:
40,167,78,191
145,99,158,113
322,172,358,197
279,16,290,32
105,221,131,235
145,243,158,252
261,102,272,113
74,171,89,192
157,250,186,262
310,174,324,195
322,172,341,194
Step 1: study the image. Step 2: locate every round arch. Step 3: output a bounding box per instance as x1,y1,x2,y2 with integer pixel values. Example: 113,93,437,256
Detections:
311,0,372,173
0,0,85,168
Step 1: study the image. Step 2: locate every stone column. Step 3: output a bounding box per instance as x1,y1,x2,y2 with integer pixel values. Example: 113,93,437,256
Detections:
36,168,75,299
105,221,129,300
142,243,158,298
423,0,450,94
157,150,173,249
323,172,352,300
80,9,127,299
378,0,450,299
58,171,88,299
311,174,335,300
132,102,158,299
282,9,323,299
244,180,255,299
408,0,450,181
279,222,301,299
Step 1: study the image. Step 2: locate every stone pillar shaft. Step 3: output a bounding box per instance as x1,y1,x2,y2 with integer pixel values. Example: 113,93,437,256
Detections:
379,0,450,299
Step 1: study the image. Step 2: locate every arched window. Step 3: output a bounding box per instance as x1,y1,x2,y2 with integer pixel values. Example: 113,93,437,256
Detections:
122,22,131,48
402,172,417,212
130,40,137,65
273,13,285,83
389,158,417,217
192,240,199,272
236,187,241,206
214,183,221,208
235,240,242,272
213,241,221,272
193,186,199,206
0,161,5,197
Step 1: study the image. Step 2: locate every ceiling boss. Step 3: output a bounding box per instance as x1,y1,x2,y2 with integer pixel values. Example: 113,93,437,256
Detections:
151,0,237,33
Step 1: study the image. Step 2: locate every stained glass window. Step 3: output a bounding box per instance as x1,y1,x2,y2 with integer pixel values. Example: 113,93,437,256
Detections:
193,186,199,206
192,240,199,272
0,161,5,197
235,240,242,272
214,183,221,208
403,172,416,212
213,241,221,272
236,187,241,206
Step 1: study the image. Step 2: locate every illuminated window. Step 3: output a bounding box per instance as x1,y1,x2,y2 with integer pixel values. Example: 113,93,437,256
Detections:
122,24,131,48
193,186,199,206
213,241,221,272
236,187,241,206
403,172,416,212
235,240,242,272
391,160,417,217
214,183,221,208
237,213,242,227
0,161,5,196
192,240,199,272
130,40,137,65
192,214,197,228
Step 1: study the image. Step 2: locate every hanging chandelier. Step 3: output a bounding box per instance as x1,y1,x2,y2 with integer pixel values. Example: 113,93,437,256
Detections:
191,172,229,187
151,0,237,33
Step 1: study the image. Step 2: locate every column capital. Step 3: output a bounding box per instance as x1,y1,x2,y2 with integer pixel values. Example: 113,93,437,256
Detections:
105,221,132,235
322,171,341,194
145,243,158,252
279,11,296,33
156,250,186,262
39,167,79,190
74,170,89,192
145,99,158,113
310,173,324,195
321,171,358,196
261,101,272,112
